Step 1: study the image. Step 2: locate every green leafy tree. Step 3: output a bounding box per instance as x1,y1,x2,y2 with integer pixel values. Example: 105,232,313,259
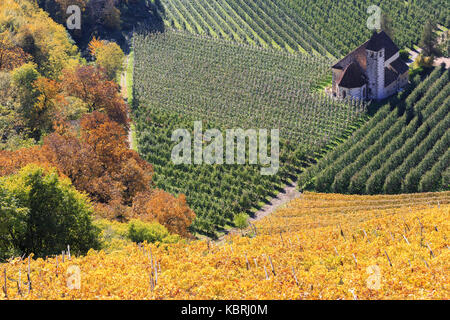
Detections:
0,164,100,260
233,212,249,229
93,41,125,81
420,20,437,56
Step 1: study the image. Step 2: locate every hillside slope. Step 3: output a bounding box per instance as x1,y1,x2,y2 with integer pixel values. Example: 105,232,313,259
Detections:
1,192,448,299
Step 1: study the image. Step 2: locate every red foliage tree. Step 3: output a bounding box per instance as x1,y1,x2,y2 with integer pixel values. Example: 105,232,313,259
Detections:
61,65,129,129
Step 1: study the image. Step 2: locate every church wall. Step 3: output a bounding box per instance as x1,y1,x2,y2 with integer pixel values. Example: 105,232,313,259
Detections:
376,49,386,99
366,48,385,100
338,85,366,100
399,72,409,88
332,69,342,95
384,80,398,98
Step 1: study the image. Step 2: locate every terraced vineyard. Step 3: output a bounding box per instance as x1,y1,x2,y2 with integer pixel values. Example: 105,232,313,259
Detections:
3,192,448,299
299,66,450,194
256,191,450,235
160,0,449,57
132,30,367,234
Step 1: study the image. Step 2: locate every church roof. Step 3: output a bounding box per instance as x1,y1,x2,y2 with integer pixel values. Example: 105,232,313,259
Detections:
338,62,366,88
366,31,400,61
390,57,409,75
332,40,368,70
332,31,400,71
384,57,409,88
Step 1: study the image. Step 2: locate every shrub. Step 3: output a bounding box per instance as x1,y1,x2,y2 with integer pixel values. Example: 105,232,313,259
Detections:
414,54,434,68
233,213,249,229
127,219,180,244
0,164,100,260
399,49,410,61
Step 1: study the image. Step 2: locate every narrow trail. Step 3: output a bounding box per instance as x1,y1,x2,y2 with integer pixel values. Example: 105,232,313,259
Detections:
215,182,302,243
120,56,133,148
249,181,301,223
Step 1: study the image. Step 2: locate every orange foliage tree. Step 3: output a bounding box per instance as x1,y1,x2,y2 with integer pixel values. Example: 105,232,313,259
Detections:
0,35,32,71
61,65,129,129
131,190,196,238
32,77,66,134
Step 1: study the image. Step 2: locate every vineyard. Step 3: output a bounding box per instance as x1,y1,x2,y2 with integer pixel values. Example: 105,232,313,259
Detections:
1,192,448,299
159,0,449,57
132,30,367,234
133,30,366,147
299,65,450,195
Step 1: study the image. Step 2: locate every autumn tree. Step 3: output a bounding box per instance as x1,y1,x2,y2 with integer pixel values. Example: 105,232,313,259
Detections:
89,38,125,81
0,0,80,78
32,77,65,135
0,145,52,177
61,65,129,129
0,34,32,72
131,190,195,238
80,111,152,205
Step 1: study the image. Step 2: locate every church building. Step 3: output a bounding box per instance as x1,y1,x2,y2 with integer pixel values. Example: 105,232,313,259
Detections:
332,31,409,100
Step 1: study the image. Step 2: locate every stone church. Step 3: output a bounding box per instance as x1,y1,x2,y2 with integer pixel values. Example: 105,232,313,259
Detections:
332,31,409,100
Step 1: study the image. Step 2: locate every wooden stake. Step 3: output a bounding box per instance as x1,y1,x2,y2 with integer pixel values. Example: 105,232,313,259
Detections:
362,229,370,242
263,266,269,280
402,217,410,232
426,243,435,258
253,258,258,268
384,250,393,267
402,234,410,245
268,256,276,276
17,270,22,297
3,268,7,298
291,267,299,286
67,245,71,260
149,273,154,291
245,254,250,270
339,223,346,240
334,246,339,257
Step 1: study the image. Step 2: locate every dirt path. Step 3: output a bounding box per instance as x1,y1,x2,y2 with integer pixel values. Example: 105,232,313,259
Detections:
408,48,450,68
120,56,133,148
249,181,301,223
215,181,301,242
